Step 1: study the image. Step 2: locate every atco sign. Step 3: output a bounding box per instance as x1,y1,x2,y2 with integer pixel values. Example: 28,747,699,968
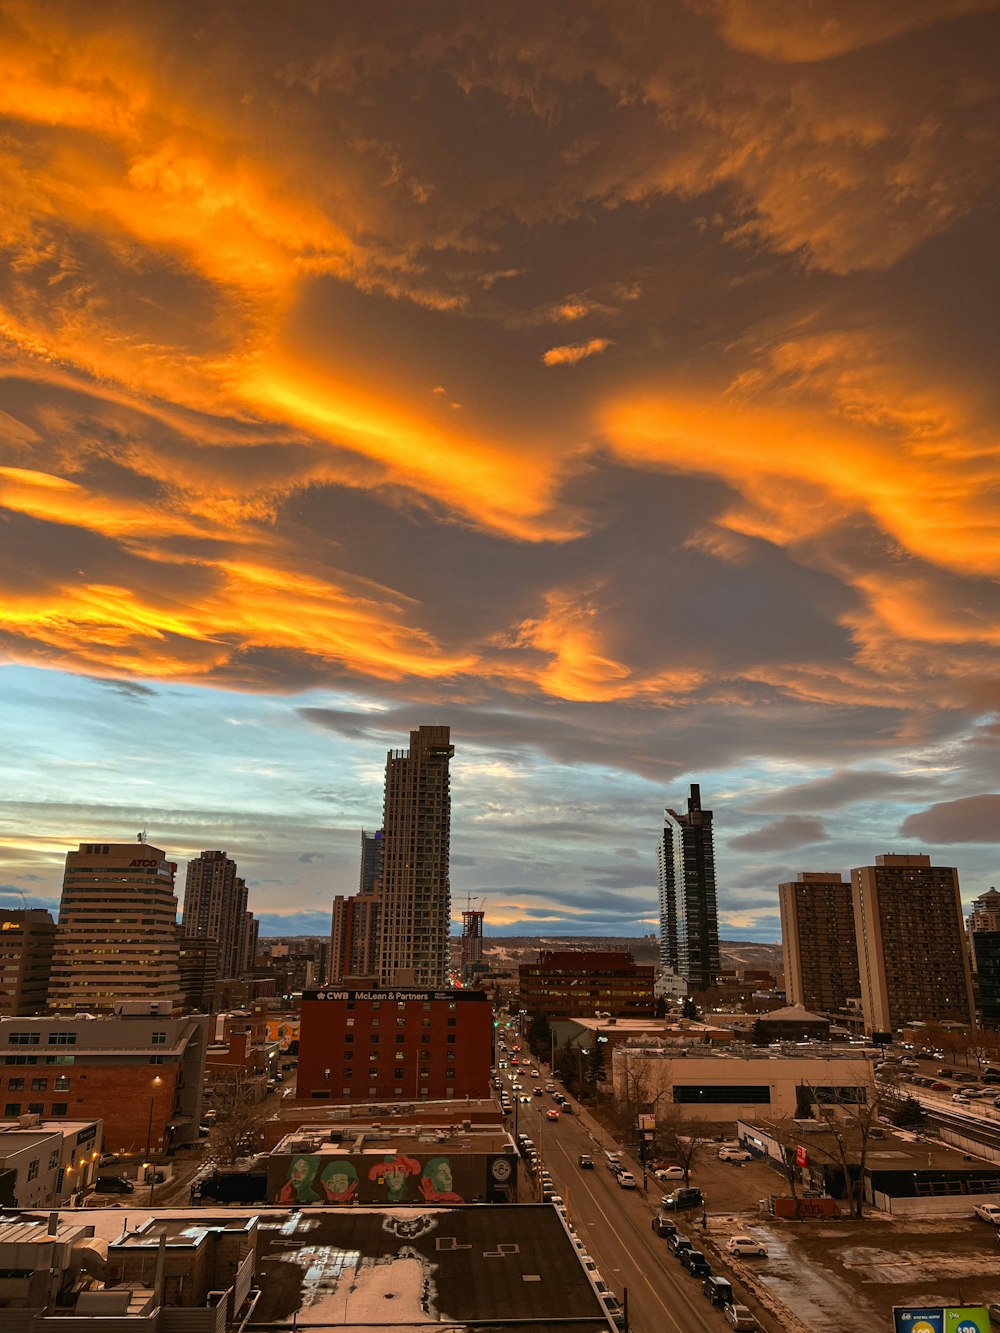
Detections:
129,859,161,868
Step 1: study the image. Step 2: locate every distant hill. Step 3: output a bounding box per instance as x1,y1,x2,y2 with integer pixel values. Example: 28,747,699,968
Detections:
453,935,782,975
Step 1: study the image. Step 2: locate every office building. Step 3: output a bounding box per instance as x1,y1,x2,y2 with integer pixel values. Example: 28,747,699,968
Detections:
659,783,720,994
852,854,975,1036
0,1005,207,1155
298,987,491,1104
48,842,181,1012
519,950,655,1018
177,933,219,1012
0,909,56,1016
779,872,860,1015
377,725,454,988
181,850,250,980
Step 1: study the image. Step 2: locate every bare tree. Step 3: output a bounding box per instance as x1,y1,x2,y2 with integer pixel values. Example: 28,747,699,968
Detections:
207,1073,269,1167
651,1103,714,1188
798,1069,899,1219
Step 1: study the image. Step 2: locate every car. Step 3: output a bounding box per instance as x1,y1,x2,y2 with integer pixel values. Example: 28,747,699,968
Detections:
531,1070,540,1078
974,1203,1000,1224
94,1175,135,1195
983,1073,1000,1084
930,1081,950,1091
718,1147,751,1163
725,1304,759,1331
726,1235,768,1258
605,1152,622,1172
955,1071,979,1082
936,1068,954,1078
617,1171,637,1189
511,1081,522,1090
533,1086,543,1096
561,1102,574,1114
545,1083,555,1092
651,1215,678,1238
578,1154,593,1169
994,1096,1000,1109
662,1187,703,1210
681,1249,711,1276
98,1153,119,1166
702,1275,734,1307
655,1165,685,1180
953,1092,970,1103
668,1233,693,1256
601,1295,625,1330
546,1109,560,1121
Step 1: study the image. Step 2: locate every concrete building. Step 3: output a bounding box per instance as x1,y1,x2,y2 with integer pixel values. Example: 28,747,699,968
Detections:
519,950,655,1018
297,987,491,1105
779,872,860,1015
611,1042,877,1122
0,909,56,1016
852,854,975,1036
48,842,181,1013
377,725,454,988
0,1006,207,1156
968,887,1000,934
181,850,250,981
659,784,720,994
0,1115,101,1205
204,1001,279,1095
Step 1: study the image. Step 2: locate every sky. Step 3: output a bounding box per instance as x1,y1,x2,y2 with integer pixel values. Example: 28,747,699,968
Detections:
1,0,999,942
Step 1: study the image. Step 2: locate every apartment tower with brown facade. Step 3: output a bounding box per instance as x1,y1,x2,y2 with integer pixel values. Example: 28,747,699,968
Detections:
778,872,860,1016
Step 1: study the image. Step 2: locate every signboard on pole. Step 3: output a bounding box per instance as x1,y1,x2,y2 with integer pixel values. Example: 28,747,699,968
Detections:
944,1310,990,1333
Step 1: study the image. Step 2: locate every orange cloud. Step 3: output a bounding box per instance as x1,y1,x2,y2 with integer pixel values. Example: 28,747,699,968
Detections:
542,338,613,367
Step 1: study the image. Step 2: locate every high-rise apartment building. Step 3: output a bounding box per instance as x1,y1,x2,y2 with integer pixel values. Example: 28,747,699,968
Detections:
0,910,56,1016
330,830,383,984
852,854,975,1036
377,725,454,988
48,842,182,1012
181,851,249,980
778,872,860,1015
968,887,1000,934
659,783,720,994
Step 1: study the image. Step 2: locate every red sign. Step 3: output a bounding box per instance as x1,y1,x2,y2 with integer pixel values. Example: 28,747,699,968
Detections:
795,1144,809,1168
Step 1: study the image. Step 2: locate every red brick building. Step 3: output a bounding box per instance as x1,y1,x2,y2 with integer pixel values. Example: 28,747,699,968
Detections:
298,988,492,1103
0,1006,207,1157
519,950,655,1018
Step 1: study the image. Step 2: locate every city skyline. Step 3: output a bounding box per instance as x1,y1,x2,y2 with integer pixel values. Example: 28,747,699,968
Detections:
1,4,998,939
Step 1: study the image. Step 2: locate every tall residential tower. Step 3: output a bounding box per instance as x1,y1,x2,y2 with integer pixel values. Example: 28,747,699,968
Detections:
377,725,454,987
659,783,720,994
779,872,860,1015
181,850,251,981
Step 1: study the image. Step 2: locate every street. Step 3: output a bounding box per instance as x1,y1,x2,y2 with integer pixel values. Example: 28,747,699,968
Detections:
500,1062,744,1333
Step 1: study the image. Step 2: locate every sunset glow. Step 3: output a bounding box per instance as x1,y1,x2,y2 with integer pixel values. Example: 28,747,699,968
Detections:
1,0,998,936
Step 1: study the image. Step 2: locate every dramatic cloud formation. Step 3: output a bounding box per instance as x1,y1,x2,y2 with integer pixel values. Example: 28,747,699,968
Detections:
1,0,998,935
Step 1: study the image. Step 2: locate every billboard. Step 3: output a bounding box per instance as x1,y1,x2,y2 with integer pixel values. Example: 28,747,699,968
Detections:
893,1309,990,1333
267,1151,516,1205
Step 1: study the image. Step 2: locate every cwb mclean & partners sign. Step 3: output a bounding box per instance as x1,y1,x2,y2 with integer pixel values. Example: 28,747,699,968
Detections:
893,1307,990,1333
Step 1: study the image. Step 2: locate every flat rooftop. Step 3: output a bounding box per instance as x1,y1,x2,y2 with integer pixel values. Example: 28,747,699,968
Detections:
22,1206,611,1331
274,1123,512,1156
746,1119,996,1171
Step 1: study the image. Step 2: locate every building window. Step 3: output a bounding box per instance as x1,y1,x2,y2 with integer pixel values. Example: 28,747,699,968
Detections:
45,1056,74,1066
7,1079,23,1091
48,1152,60,1170
311,1090,330,1100
395,1034,405,1045
446,1069,455,1079
27,1103,43,1115
27,1160,39,1181
47,1033,76,1046
151,1032,167,1046
8,1034,39,1046
371,1018,380,1028
4,1056,37,1065
149,1055,164,1065
345,1017,355,1027
446,1035,456,1044
673,1085,772,1105
54,1076,70,1092
420,1034,431,1044
30,1078,47,1092
395,1067,405,1078
422,1018,431,1028
342,1088,352,1097
447,1018,456,1028
446,1051,455,1060
3,1103,19,1116
50,1103,69,1115
344,1034,354,1044
396,1018,406,1028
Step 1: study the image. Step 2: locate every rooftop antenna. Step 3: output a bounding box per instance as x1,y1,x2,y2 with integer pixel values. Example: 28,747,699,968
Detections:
137,830,147,844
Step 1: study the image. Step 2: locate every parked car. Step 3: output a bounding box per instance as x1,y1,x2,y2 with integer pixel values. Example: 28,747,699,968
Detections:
725,1304,759,1331
617,1171,637,1189
987,1300,1000,1326
930,1081,951,1090
727,1235,768,1258
973,1203,1000,1224
605,1152,622,1172
655,1165,685,1180
561,1102,574,1114
953,1092,970,1103
955,1071,979,1082
578,1153,593,1169
662,1187,703,1210
936,1068,954,1078
718,1147,751,1163
94,1175,135,1194
667,1233,693,1256
98,1153,119,1166
681,1249,711,1276
702,1275,734,1306
601,1295,625,1330
651,1215,678,1238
